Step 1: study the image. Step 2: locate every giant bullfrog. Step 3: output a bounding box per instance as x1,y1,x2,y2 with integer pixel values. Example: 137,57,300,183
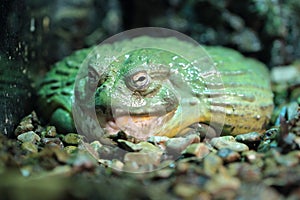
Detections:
37,36,274,139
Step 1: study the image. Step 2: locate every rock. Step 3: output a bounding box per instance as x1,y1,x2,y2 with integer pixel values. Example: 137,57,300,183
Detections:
166,134,200,155
110,159,124,171
90,140,102,152
236,163,262,182
64,146,78,154
17,131,40,143
205,172,240,199
242,150,264,167
210,136,249,152
147,136,170,144
124,151,162,166
62,133,82,145
42,126,57,137
42,138,64,149
237,182,283,200
275,151,299,167
271,65,299,83
217,148,241,163
70,151,97,170
173,183,199,199
14,112,38,136
137,142,162,153
153,168,173,179
235,132,261,143
182,143,210,159
203,153,223,176
117,139,142,152
21,142,38,153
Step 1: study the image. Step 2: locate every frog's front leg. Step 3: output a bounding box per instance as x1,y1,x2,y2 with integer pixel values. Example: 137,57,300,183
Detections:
49,108,75,133
178,123,217,141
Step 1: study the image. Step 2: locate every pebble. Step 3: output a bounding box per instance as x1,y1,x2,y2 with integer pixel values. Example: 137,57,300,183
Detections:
182,143,210,159
242,150,264,167
166,134,200,155
137,142,162,153
42,126,57,137
205,173,240,199
117,139,142,152
62,133,82,145
235,132,261,143
90,140,103,152
42,138,64,149
152,168,173,179
271,65,299,83
17,131,41,143
110,159,124,171
64,146,78,154
21,142,38,153
217,148,241,163
203,153,223,176
173,183,199,199
14,112,36,136
210,136,249,152
275,151,299,167
124,151,162,166
239,165,262,182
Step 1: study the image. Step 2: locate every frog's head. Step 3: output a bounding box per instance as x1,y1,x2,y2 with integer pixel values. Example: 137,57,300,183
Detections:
93,48,205,139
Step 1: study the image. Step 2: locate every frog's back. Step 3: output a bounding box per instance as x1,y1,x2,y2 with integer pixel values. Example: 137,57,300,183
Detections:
37,48,92,132
202,46,273,135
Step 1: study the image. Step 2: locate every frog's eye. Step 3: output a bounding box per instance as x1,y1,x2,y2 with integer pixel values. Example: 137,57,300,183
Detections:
125,70,151,91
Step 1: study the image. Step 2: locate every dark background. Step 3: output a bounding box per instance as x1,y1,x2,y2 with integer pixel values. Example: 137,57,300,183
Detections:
0,0,300,135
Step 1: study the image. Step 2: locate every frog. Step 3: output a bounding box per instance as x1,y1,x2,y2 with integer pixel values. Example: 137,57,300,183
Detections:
37,36,274,139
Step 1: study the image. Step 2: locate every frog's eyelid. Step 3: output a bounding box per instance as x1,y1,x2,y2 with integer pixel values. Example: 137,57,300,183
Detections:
125,64,170,80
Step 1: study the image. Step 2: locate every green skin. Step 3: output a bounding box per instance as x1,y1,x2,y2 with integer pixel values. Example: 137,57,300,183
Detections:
38,37,274,138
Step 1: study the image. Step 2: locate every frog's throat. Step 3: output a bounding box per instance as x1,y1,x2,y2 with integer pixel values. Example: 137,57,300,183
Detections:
103,110,177,140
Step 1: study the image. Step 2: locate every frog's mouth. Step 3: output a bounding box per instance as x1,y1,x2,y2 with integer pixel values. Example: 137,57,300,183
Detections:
97,106,177,140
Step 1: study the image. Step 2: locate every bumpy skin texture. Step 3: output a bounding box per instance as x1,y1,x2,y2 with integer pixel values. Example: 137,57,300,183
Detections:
37,37,274,137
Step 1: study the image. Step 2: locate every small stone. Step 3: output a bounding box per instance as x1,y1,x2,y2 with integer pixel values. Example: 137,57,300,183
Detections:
203,153,223,175
242,150,264,167
205,173,240,199
124,151,162,166
275,151,299,167
235,132,261,143
42,126,57,137
110,159,124,171
147,136,170,144
21,142,38,153
166,134,200,156
17,131,40,143
62,133,81,145
90,140,103,151
71,151,98,170
182,143,210,158
14,113,35,136
237,182,282,199
153,168,173,179
64,146,78,154
52,148,69,163
295,137,300,148
137,142,162,153
173,183,199,199
236,163,262,182
117,139,142,152
271,65,299,83
42,138,64,149
210,136,249,152
217,148,241,163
